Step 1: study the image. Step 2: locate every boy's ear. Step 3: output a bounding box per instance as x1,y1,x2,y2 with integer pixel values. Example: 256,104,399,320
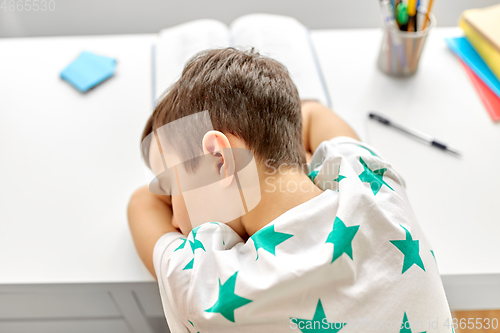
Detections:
202,131,235,187
202,130,223,155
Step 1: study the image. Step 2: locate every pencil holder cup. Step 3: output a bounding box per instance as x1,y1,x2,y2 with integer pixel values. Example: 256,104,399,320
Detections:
377,8,436,77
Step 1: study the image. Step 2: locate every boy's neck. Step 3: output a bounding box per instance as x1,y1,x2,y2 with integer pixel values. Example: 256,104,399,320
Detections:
240,169,323,236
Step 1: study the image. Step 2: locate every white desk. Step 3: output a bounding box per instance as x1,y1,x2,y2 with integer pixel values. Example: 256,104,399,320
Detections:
0,28,499,323
0,35,165,333
0,34,157,284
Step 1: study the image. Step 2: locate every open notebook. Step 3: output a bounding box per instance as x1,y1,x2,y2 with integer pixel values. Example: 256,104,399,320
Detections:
152,14,330,108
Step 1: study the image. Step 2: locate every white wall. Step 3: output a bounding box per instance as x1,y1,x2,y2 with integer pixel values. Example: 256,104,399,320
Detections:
1,0,499,37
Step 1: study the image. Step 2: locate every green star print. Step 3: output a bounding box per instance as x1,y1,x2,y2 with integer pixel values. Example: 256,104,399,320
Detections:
430,250,436,263
326,217,360,263
390,225,425,274
251,224,293,260
356,144,379,157
291,299,346,332
334,163,346,183
180,227,206,271
308,170,319,182
187,319,200,333
209,222,225,245
174,238,187,252
205,271,252,322
399,312,426,333
189,226,205,254
334,174,346,182
308,165,345,185
358,157,393,195
183,258,194,270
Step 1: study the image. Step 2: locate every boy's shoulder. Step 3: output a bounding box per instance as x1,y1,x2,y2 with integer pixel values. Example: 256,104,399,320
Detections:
155,221,243,257
309,136,406,191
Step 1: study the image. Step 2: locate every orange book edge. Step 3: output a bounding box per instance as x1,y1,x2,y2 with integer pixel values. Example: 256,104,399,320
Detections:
459,59,500,122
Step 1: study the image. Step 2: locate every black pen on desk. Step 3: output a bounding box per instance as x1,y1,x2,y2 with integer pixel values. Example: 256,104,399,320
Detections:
369,112,462,156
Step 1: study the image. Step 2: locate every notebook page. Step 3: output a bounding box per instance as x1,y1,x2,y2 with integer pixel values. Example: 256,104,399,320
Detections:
155,19,230,103
229,14,330,107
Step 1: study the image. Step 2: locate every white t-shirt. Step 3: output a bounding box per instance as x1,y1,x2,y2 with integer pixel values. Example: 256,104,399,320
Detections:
153,136,453,333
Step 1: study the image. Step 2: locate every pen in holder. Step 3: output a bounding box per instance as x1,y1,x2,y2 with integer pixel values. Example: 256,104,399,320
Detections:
377,1,436,77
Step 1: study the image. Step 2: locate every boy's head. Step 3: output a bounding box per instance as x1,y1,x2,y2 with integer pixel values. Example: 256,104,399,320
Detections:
142,47,307,233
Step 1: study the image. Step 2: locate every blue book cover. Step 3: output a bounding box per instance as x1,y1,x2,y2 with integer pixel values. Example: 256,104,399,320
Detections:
445,36,500,99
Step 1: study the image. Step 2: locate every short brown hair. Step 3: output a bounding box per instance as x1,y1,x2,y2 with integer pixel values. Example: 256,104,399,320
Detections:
142,47,306,172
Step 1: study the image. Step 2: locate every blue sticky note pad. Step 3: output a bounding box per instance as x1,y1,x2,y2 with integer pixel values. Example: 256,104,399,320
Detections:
445,36,500,99
60,51,117,92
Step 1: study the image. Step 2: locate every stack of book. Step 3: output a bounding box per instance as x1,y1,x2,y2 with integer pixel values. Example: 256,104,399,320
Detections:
446,4,500,121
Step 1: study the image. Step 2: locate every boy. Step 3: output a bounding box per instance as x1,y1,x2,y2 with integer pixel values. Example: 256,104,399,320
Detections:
128,48,453,332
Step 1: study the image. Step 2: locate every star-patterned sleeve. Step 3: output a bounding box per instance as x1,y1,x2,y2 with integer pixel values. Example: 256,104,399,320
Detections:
153,222,246,332
308,136,406,194
153,231,190,333
305,136,454,333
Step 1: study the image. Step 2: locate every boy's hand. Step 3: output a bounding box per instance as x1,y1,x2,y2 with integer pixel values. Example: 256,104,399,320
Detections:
128,185,178,279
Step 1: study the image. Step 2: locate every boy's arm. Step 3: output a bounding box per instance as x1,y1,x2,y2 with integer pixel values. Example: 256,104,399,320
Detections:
128,185,178,279
301,100,359,156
